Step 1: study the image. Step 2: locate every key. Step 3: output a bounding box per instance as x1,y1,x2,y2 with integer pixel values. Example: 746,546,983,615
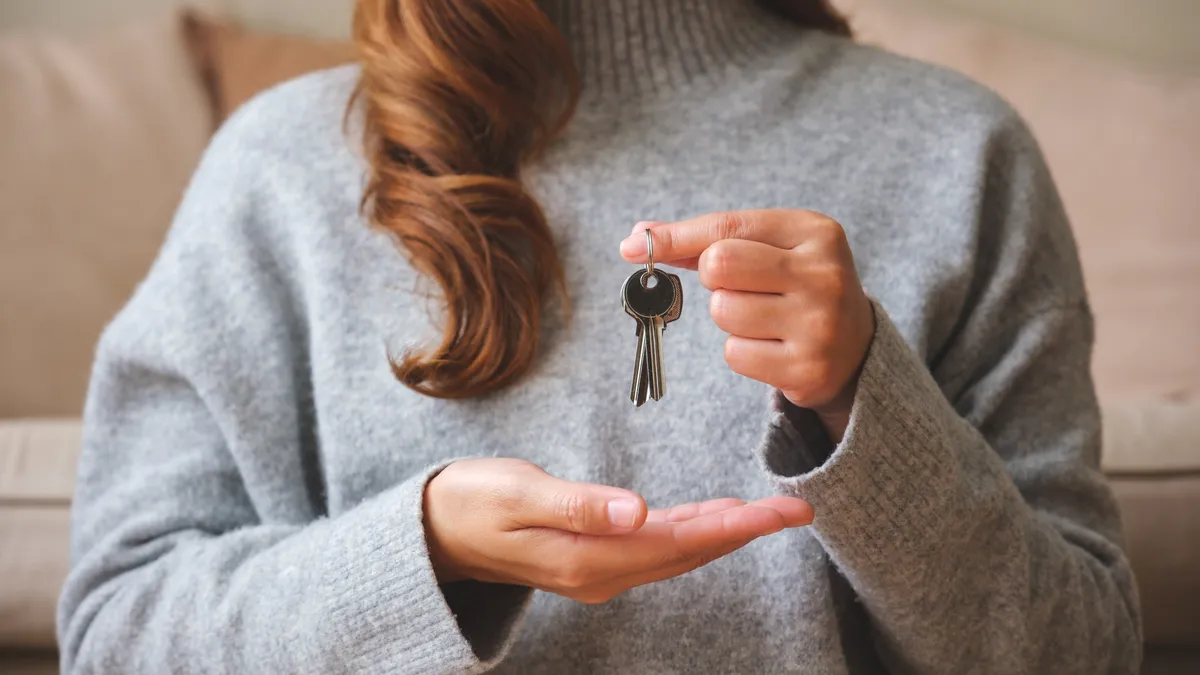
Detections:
639,313,660,402
623,268,681,405
623,270,667,405
647,272,683,400
653,273,684,399
624,299,650,406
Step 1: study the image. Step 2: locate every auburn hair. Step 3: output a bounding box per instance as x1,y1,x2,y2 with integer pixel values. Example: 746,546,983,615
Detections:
352,1,849,399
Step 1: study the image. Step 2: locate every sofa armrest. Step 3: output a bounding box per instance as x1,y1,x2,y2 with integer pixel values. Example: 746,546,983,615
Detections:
0,419,79,650
1103,401,1200,647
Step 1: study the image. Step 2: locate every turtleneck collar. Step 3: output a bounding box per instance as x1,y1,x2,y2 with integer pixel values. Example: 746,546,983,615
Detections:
537,0,802,98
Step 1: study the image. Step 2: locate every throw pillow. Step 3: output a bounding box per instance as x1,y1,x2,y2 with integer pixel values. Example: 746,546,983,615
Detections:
186,12,357,122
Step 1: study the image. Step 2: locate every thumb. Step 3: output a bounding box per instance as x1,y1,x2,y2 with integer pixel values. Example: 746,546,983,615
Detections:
515,472,648,535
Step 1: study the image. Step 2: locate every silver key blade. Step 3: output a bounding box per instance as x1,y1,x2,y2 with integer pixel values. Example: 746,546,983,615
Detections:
646,318,658,401
651,274,680,400
635,346,649,406
624,301,650,406
657,315,667,399
631,319,649,406
650,316,666,401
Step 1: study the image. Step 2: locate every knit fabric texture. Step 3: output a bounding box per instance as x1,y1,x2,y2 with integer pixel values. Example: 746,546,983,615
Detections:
58,1,1141,672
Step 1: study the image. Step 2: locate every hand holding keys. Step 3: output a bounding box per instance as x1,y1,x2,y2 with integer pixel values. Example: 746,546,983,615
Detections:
623,230,682,406
619,211,877,440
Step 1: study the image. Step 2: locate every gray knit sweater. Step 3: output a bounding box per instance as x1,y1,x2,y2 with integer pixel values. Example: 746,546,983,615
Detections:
58,1,1141,673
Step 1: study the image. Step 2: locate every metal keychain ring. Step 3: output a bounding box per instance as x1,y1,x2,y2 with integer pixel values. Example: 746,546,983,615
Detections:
642,229,656,284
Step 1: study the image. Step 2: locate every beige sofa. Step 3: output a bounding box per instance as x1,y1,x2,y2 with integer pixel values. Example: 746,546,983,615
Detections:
2,2,1197,673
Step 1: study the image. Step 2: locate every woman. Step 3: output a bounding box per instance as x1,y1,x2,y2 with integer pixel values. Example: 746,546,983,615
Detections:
58,0,1140,672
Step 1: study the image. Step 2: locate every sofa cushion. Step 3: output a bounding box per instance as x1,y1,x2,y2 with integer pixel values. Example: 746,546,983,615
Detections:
1101,401,1200,646
0,419,80,501
1102,403,1200,475
0,652,60,675
1143,647,1200,675
1099,398,1200,648
1112,475,1200,646
0,11,214,418
839,0,1200,404
0,419,79,649
0,506,70,650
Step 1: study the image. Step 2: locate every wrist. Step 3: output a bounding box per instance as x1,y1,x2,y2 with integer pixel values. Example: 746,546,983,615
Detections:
809,374,858,443
811,298,876,441
423,473,468,584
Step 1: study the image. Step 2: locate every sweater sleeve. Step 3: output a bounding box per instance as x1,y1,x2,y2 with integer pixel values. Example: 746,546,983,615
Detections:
56,97,530,675
758,115,1141,673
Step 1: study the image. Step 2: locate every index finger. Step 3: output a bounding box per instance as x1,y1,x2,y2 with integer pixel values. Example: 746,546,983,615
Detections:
619,210,807,264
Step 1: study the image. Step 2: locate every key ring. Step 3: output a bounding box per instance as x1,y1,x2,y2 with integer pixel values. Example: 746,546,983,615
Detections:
642,229,655,284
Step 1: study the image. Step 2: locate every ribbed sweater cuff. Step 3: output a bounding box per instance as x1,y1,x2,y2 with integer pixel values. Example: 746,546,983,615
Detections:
320,462,533,674
757,300,1013,567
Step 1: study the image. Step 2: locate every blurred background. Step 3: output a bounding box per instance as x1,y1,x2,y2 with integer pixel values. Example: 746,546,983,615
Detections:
1,0,1196,672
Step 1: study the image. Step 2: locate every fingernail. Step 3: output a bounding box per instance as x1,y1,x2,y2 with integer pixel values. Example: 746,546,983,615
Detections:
620,234,646,258
632,220,662,233
788,506,815,528
607,499,639,528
